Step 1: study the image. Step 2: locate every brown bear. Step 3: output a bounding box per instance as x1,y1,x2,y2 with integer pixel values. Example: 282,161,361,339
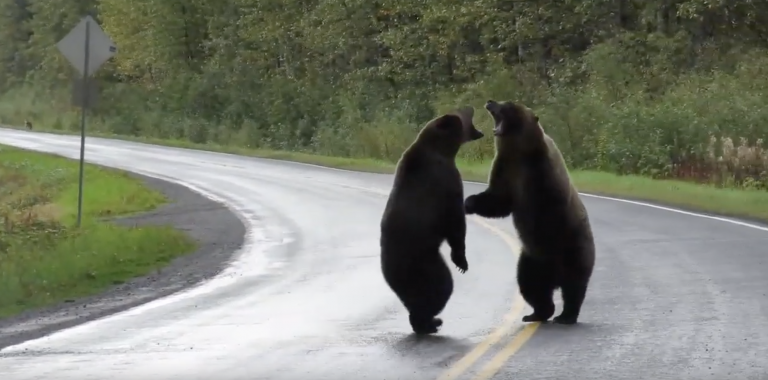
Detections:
380,105,484,334
464,100,595,325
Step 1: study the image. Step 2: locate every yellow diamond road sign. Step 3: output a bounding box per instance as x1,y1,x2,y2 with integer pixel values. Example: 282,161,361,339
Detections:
56,15,117,77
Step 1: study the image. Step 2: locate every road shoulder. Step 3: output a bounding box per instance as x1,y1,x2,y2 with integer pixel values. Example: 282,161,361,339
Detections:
0,172,246,349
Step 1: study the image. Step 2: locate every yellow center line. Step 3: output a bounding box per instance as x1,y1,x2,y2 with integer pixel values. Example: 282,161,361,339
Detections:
435,216,540,380
470,323,541,380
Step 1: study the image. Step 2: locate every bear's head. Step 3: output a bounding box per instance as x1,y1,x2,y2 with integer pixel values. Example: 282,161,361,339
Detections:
418,105,484,155
484,99,545,154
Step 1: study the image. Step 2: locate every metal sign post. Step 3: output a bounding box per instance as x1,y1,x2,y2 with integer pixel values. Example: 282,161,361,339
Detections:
55,15,117,227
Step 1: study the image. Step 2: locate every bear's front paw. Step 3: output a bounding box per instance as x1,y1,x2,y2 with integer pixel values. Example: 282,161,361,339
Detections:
451,250,468,273
464,195,477,215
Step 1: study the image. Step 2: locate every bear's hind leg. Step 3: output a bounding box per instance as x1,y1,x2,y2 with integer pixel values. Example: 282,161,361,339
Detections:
553,278,589,325
406,258,454,334
517,252,556,323
409,314,443,334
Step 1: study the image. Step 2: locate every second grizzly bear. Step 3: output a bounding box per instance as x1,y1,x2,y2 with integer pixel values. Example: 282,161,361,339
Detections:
464,100,595,325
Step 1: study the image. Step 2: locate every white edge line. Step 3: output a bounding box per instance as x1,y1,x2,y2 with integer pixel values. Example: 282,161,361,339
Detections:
0,149,288,352
247,150,768,233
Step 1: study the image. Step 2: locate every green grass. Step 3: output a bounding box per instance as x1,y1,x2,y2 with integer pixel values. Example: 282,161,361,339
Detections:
0,144,196,318
6,124,768,224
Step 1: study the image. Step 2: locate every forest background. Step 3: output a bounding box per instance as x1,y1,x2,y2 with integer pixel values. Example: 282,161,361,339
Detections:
3,0,768,210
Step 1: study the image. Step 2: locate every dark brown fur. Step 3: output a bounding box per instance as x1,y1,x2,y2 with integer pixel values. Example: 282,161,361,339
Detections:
380,106,484,334
464,100,595,325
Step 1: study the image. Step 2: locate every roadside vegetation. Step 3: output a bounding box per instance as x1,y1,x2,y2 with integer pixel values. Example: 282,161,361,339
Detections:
0,145,195,318
2,1,768,221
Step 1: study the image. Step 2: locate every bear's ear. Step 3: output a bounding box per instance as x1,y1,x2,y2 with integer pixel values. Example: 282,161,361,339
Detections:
455,105,474,119
432,114,463,131
453,106,474,130
534,115,539,123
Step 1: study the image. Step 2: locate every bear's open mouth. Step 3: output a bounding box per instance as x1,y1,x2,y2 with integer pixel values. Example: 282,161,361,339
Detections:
485,100,503,122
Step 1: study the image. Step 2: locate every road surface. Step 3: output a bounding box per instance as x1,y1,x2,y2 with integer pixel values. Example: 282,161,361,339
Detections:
0,128,767,380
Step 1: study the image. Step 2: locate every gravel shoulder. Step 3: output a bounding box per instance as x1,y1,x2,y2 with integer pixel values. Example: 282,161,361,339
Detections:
0,172,246,349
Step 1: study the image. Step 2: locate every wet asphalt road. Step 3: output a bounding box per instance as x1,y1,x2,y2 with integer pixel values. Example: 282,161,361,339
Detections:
0,128,767,380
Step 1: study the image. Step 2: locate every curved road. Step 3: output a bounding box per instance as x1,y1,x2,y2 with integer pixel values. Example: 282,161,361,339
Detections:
0,128,767,379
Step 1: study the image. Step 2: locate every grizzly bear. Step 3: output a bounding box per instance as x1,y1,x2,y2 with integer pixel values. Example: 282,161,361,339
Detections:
464,100,595,325
380,106,484,334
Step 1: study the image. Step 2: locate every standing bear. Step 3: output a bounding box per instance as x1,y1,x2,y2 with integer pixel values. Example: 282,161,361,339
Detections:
380,106,484,334
464,100,595,325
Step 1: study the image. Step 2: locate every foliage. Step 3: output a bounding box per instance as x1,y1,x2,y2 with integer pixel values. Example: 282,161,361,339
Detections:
2,0,768,188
